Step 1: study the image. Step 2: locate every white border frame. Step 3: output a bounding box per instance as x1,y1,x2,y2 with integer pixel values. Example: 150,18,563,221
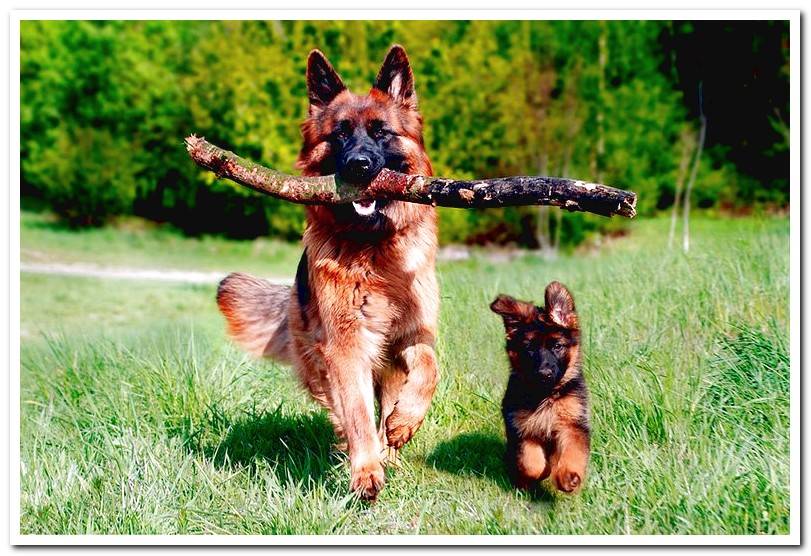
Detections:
9,9,800,546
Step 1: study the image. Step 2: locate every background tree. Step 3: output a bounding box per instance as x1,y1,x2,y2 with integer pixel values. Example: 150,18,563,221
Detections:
20,19,790,247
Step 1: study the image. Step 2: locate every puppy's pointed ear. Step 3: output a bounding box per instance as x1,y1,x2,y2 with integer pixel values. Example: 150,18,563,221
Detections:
373,44,416,107
490,294,539,334
306,50,346,112
544,281,578,329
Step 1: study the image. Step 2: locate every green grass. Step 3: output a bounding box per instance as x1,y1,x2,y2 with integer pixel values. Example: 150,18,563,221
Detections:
21,210,301,278
19,216,790,535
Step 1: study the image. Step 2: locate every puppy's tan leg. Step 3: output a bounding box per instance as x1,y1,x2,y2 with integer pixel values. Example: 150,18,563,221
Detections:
550,425,589,493
325,347,385,500
385,342,439,449
514,438,550,490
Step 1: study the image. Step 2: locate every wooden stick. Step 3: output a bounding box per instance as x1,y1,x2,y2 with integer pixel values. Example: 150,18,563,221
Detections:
185,135,637,218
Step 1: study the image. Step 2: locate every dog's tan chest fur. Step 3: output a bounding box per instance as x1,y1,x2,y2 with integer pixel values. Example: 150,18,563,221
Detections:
514,402,556,439
513,388,586,440
299,206,438,365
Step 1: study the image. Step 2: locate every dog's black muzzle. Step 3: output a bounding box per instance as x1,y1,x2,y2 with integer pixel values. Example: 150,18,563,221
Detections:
336,134,385,186
522,348,562,391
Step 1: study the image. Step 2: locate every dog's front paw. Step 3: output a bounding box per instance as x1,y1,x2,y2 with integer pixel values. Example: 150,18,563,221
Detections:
385,406,424,449
552,468,584,493
350,460,386,501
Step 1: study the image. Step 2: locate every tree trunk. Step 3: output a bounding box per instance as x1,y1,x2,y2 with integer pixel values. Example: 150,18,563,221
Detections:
682,100,707,253
536,153,553,253
554,148,575,253
596,20,608,184
667,129,695,249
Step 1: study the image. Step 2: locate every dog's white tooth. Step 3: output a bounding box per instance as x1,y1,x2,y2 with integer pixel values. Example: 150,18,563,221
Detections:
352,200,376,216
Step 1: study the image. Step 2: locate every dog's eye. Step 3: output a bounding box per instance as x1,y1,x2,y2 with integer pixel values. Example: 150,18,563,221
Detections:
334,120,352,139
368,120,388,140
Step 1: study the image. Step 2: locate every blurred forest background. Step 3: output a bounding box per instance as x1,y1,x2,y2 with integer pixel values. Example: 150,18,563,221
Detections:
20,20,789,249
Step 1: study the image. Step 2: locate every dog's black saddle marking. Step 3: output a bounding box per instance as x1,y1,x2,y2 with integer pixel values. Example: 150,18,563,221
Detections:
295,248,310,327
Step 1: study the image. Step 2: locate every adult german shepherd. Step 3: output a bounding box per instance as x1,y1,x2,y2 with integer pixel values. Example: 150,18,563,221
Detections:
217,46,438,500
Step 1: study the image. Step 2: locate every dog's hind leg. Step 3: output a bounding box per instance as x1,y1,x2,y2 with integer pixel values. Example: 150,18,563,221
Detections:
313,384,348,452
385,340,439,450
288,344,349,451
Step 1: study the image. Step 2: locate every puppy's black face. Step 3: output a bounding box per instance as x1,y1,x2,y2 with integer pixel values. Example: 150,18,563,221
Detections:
507,323,577,391
510,327,574,389
490,282,580,393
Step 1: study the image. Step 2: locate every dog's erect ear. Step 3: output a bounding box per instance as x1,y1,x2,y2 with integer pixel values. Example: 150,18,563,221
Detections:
544,281,578,329
490,294,539,334
306,50,346,112
374,45,417,107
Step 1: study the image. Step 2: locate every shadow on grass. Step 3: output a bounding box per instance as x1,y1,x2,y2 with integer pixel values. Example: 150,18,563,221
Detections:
426,431,555,503
187,405,340,492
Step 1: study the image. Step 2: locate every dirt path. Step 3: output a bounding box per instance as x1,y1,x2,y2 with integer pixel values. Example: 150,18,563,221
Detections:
20,261,293,286
19,245,511,286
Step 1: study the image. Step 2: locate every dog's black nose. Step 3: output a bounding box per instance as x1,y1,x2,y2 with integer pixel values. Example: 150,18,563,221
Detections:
339,151,383,185
538,368,555,381
345,155,372,177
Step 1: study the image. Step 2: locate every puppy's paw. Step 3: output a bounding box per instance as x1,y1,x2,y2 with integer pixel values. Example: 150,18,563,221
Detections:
553,468,584,493
350,461,386,501
385,407,424,449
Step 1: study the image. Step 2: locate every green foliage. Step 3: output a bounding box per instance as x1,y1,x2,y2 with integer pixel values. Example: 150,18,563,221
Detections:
20,20,789,243
25,126,140,226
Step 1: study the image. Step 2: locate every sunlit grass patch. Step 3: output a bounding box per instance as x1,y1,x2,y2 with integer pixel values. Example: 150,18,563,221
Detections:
19,216,790,535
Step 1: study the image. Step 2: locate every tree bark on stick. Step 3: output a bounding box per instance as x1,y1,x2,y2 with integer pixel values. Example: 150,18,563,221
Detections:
185,135,637,218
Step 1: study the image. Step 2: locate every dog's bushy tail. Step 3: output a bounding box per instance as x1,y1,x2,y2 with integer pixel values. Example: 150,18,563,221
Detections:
216,272,292,363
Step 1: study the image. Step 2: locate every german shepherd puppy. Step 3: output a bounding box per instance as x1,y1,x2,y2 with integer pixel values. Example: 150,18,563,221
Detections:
490,282,590,493
217,46,439,501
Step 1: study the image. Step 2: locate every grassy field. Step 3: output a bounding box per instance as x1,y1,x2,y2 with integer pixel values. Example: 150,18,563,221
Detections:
20,211,302,278
19,215,790,535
